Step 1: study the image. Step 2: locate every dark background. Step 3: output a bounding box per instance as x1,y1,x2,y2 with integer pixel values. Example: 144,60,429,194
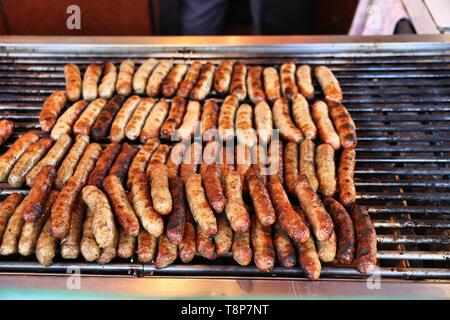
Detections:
0,0,358,35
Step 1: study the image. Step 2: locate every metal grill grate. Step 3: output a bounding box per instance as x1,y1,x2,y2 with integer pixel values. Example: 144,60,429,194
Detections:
0,38,449,280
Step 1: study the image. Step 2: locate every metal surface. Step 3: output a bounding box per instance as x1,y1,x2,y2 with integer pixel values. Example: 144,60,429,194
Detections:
0,35,449,297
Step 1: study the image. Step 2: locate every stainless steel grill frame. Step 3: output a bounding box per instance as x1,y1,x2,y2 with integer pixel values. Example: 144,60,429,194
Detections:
0,35,449,297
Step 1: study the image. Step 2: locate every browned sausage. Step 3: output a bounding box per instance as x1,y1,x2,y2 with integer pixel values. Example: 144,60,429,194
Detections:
299,138,318,192
133,58,158,94
190,62,215,101
315,66,342,105
338,148,356,207
218,95,239,142
283,142,299,195
147,163,172,215
323,197,355,265
60,198,86,259
247,66,266,104
98,61,117,99
87,142,121,188
176,100,201,140
214,213,233,257
117,227,136,259
329,104,357,149
254,100,273,144
97,224,119,265
273,222,297,268
110,95,141,143
0,198,26,255
245,167,276,226
232,230,252,266
51,100,88,140
296,65,314,100
137,229,157,263
311,100,340,150
351,205,377,274
155,234,178,268
82,64,102,100
73,98,107,135
196,226,217,260
202,164,226,214
214,60,234,95
230,62,247,101
268,138,283,184
292,93,317,140
177,62,202,98
160,96,187,140
0,193,24,240
39,91,67,133
294,174,334,242
280,62,298,99
235,103,257,147
268,174,309,245
35,216,57,266
127,138,160,189
251,215,275,272
103,175,140,237
224,171,250,233
22,165,56,222
263,67,281,103
64,64,81,101
200,99,219,141
0,119,14,146
166,175,187,244
146,61,173,97
166,141,187,178
116,59,134,96
126,98,157,141
109,143,139,184
80,208,100,262
179,141,202,183
273,97,303,143
91,94,126,141
178,212,196,263
316,143,336,197
162,64,188,98
139,99,169,143
148,144,171,167
316,230,337,262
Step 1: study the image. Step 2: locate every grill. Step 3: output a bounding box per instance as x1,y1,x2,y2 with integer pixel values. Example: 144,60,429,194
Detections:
0,35,449,284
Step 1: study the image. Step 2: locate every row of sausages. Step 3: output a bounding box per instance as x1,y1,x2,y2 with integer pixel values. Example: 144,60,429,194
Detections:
38,92,356,150
64,60,342,105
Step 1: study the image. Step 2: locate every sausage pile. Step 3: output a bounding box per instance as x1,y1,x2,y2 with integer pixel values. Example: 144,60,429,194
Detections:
0,59,377,279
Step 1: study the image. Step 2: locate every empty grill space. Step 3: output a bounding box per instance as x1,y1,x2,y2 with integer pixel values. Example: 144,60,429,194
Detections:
0,38,449,280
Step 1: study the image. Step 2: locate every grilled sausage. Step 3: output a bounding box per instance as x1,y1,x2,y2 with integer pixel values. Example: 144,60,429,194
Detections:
35,217,57,266
39,91,67,133
166,141,186,178
245,167,276,226
73,98,107,135
316,143,336,197
91,94,126,141
60,198,86,259
329,104,357,149
295,174,334,242
280,62,298,99
82,64,102,100
137,229,157,263
179,141,202,183
80,208,100,262
315,66,342,105
54,134,89,190
0,193,23,240
50,143,102,239
351,205,377,274
117,227,136,259
18,191,57,256
160,96,187,140
269,138,283,183
232,230,252,266
98,61,117,99
251,215,275,272
125,98,156,141
200,140,220,174
0,132,39,181
273,97,303,143
247,66,266,103
263,67,281,103
235,144,252,187
311,100,340,150
155,234,178,268
299,138,318,192
109,143,139,184
200,98,219,141
202,164,226,213
236,103,257,147
292,93,317,140
190,62,215,101
147,163,172,215
133,58,158,94
103,175,139,236
254,100,273,144
218,95,239,141
0,198,26,255
178,212,196,263
323,197,355,264
139,99,169,143
283,142,299,195
177,100,201,140
316,230,337,262
26,133,72,187
220,144,235,178
148,143,171,166
224,171,250,233
0,119,14,146
166,176,187,244
116,59,134,96
296,65,314,100
338,148,356,207
82,185,117,248
177,61,202,98
185,173,217,236
162,64,188,98
214,60,234,95
64,64,82,101
22,165,55,222
8,138,53,188
146,61,173,97
214,213,233,257
110,95,141,143
87,142,121,188
127,138,159,189
273,222,296,268
268,174,309,245
51,100,88,140
230,62,247,101
196,226,217,260
97,224,119,265
130,173,164,237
